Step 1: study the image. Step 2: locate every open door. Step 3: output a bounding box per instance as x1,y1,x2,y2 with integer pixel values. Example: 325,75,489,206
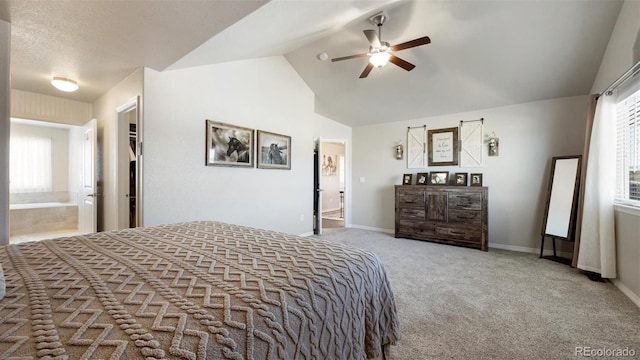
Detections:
314,138,323,235
80,119,97,234
116,97,140,229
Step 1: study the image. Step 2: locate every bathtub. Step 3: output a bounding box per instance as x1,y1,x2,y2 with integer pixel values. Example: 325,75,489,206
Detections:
9,202,78,236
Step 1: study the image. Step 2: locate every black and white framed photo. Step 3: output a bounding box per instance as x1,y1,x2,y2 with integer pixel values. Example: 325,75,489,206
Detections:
205,120,254,167
416,172,429,185
470,173,483,187
429,171,449,185
455,172,468,186
402,173,413,185
257,130,291,169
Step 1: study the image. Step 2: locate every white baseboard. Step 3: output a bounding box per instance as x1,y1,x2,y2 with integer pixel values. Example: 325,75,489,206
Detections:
489,243,573,258
611,279,640,308
298,231,314,237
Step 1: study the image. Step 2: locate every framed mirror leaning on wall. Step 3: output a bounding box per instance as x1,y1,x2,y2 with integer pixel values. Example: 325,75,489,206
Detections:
540,155,582,263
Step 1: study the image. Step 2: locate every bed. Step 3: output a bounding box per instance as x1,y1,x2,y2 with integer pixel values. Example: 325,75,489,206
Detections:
0,221,400,359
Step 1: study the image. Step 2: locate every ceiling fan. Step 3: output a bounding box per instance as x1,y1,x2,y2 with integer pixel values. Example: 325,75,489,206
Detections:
331,12,431,78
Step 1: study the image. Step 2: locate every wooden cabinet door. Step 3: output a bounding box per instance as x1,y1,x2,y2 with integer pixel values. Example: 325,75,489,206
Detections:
426,191,448,222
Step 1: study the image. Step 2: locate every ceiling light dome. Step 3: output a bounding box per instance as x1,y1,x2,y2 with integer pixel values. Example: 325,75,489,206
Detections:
51,77,79,92
369,51,391,68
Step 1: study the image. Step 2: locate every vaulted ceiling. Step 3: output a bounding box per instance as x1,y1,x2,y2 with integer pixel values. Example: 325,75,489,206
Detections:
0,0,624,127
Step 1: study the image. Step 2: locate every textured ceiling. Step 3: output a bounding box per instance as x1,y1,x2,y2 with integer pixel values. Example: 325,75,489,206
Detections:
1,0,269,103
0,0,624,127
285,0,624,125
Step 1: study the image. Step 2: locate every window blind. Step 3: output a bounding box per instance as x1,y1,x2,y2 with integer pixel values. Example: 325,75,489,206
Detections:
615,87,640,202
9,136,53,193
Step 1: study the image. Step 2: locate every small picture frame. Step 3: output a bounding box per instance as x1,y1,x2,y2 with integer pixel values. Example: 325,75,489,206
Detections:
402,173,413,185
470,173,483,187
429,171,449,185
416,172,429,185
257,130,291,169
455,172,468,186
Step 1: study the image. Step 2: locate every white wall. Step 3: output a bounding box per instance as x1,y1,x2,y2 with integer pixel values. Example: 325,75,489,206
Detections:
589,0,640,306
92,68,143,231
143,56,351,235
590,0,640,94
352,95,588,253
11,89,92,125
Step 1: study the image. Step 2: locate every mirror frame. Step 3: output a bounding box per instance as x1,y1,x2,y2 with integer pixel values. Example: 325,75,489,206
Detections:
541,155,582,242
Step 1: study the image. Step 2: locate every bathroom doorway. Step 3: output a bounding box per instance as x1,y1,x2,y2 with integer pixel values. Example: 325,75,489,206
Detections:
8,118,95,243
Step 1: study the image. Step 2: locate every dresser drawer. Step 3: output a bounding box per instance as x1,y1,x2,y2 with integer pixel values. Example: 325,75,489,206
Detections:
397,223,438,239
436,226,482,242
448,209,481,225
397,190,425,207
397,207,425,221
449,192,482,210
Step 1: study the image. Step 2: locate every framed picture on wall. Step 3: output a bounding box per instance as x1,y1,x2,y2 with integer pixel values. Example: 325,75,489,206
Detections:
428,127,459,166
205,120,254,167
257,130,291,169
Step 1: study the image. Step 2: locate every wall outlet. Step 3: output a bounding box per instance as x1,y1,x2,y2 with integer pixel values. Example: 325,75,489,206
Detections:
360,177,366,183
300,214,304,222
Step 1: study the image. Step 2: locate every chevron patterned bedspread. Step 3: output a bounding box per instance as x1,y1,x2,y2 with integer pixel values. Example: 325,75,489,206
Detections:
0,221,400,359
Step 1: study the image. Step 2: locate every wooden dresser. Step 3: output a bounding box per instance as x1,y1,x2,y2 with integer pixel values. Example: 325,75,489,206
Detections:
395,185,488,251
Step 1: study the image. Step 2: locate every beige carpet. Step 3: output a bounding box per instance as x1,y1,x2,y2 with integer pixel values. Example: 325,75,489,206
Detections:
314,228,640,359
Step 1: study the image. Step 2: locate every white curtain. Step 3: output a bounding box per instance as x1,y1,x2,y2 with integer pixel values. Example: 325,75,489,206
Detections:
577,95,617,278
9,136,53,193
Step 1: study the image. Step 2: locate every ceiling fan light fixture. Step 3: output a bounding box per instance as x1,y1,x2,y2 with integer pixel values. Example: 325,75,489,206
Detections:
369,51,391,68
51,76,79,92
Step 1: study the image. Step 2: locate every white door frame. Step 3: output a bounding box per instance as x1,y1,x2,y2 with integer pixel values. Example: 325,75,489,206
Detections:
115,96,141,229
314,138,350,233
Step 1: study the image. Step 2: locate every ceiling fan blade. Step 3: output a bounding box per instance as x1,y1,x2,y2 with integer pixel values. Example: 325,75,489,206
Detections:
364,29,381,48
359,63,374,78
389,55,416,71
391,36,431,52
331,53,368,62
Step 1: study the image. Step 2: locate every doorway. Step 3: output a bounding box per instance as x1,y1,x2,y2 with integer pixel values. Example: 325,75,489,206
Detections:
314,139,346,234
116,97,141,229
8,118,95,243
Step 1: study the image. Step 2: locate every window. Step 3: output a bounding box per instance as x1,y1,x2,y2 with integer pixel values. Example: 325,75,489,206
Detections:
9,136,53,193
615,86,640,204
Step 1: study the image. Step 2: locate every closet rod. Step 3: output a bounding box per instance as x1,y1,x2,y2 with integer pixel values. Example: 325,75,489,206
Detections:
600,59,640,97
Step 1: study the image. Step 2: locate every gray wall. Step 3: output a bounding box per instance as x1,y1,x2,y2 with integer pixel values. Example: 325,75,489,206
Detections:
351,95,587,256
142,57,352,236
590,0,640,305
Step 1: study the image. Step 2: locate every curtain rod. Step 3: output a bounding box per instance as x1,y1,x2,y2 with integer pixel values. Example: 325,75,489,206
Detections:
600,59,640,97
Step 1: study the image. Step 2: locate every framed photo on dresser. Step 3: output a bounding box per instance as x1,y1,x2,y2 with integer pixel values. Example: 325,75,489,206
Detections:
402,173,413,185
470,173,483,186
